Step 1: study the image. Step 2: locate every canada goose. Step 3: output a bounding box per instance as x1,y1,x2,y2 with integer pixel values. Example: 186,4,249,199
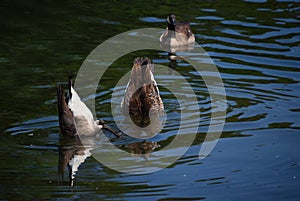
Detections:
121,57,164,127
160,14,195,47
57,77,120,137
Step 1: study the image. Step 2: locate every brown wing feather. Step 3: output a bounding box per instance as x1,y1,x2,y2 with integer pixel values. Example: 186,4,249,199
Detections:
127,57,164,116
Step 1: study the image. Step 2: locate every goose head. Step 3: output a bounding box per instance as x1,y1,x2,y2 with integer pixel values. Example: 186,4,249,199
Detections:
167,14,176,31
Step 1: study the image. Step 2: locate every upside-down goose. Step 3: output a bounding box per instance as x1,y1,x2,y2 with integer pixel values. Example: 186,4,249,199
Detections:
57,77,120,137
121,57,164,128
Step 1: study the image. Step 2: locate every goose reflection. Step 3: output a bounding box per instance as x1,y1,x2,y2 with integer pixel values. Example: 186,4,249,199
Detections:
125,140,160,160
58,127,119,186
58,135,94,186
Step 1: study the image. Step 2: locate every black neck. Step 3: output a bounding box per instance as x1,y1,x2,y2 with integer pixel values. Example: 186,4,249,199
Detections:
168,23,175,31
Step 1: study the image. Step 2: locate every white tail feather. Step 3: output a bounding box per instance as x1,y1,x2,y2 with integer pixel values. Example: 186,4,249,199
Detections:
68,86,99,134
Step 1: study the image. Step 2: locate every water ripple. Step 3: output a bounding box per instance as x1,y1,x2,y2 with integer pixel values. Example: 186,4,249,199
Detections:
5,116,58,135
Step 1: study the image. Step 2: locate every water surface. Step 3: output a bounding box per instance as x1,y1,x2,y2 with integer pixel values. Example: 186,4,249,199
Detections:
1,0,300,200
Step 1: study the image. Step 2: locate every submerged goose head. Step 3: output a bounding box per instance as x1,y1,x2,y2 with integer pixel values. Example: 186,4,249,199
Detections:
121,57,164,127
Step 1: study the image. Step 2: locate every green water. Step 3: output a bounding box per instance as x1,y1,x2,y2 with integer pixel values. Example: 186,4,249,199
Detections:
1,0,300,200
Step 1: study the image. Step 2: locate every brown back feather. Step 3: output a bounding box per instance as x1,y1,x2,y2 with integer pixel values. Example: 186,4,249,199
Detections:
127,57,163,126
175,21,193,38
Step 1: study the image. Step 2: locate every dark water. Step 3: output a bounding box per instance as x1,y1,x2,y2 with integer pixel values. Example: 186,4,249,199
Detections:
1,0,300,200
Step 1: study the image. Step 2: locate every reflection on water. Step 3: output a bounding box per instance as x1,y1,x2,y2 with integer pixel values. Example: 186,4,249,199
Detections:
58,135,91,186
124,141,160,160
1,0,300,200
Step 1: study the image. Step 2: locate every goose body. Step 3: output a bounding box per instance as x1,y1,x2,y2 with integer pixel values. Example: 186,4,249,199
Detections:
160,14,195,47
121,57,164,126
57,78,102,136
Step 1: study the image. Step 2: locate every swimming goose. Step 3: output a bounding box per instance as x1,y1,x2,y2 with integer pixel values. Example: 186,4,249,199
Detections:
57,77,120,137
160,14,195,47
121,57,164,127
